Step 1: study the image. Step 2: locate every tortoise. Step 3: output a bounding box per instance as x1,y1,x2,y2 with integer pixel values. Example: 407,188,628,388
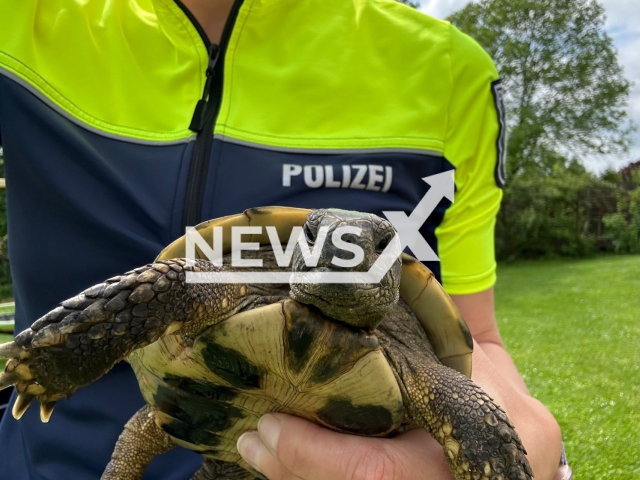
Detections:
0,207,532,480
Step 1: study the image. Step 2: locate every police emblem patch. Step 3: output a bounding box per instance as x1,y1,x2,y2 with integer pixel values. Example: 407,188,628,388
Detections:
491,79,507,188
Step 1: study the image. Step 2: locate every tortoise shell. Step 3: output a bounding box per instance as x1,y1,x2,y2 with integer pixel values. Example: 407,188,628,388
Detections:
157,206,473,376
130,299,405,465
127,206,473,467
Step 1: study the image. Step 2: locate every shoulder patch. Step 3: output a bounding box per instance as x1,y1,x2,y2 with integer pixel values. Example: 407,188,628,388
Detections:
491,79,506,188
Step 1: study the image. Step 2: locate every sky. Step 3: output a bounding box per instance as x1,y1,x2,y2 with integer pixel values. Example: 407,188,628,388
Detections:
420,0,640,172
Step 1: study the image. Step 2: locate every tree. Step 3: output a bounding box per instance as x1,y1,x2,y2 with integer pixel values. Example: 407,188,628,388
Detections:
449,0,633,176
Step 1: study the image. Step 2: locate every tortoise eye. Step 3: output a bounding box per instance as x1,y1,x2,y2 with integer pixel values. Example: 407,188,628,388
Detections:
376,231,395,253
303,223,317,245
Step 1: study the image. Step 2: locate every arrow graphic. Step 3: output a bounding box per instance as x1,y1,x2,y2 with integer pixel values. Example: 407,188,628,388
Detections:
382,170,455,261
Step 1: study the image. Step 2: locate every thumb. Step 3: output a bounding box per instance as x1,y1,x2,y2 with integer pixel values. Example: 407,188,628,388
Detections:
238,413,401,480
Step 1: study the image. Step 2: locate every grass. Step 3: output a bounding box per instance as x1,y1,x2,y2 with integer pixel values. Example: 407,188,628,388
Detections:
0,332,12,370
495,255,640,480
0,302,14,316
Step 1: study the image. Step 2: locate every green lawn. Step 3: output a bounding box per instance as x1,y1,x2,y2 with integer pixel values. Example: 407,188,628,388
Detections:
495,255,640,480
0,303,13,351
0,304,14,316
0,301,14,348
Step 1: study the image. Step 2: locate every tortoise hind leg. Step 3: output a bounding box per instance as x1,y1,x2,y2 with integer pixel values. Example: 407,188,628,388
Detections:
101,405,175,480
190,459,254,480
393,357,533,480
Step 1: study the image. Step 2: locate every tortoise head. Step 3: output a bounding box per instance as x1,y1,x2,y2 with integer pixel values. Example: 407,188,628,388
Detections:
290,209,402,330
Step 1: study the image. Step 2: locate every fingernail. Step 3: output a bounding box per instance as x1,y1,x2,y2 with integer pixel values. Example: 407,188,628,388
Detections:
237,431,264,468
258,414,281,453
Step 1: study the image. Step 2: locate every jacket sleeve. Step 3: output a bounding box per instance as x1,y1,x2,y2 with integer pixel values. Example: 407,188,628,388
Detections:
437,25,505,295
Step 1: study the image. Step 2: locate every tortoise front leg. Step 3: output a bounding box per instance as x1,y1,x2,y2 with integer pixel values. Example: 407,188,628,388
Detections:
0,259,256,419
102,405,175,480
388,352,533,480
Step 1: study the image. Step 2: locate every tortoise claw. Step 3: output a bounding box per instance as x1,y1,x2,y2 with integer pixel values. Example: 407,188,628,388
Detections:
12,393,35,420
40,402,56,423
0,342,21,358
12,363,34,381
4,357,19,372
24,383,46,396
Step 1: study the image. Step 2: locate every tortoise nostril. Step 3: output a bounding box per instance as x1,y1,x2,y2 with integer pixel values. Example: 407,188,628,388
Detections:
376,232,395,253
303,223,316,245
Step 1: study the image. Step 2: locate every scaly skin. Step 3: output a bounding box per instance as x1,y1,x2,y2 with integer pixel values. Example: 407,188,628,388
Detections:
102,406,253,480
290,208,401,329
101,405,175,480
190,460,255,480
399,360,532,480
0,258,268,417
379,303,533,480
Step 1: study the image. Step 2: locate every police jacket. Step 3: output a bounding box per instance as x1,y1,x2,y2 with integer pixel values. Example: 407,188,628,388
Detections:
0,0,505,478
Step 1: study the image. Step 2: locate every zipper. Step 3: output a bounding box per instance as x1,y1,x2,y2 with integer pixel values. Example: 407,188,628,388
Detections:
177,0,245,230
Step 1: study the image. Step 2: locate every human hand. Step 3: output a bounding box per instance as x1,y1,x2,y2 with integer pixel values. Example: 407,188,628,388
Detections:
237,413,453,480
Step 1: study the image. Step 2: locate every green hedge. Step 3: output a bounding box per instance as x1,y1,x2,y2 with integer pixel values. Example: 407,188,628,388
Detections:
603,188,640,254
497,168,639,259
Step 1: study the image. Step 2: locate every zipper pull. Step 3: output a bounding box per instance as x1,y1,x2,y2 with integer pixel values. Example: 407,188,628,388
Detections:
190,44,221,132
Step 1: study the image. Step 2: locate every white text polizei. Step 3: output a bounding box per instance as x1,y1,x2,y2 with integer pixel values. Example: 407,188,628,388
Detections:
282,164,393,192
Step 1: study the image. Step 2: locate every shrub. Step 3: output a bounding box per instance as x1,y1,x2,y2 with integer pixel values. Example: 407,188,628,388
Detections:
603,189,640,254
496,168,629,259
